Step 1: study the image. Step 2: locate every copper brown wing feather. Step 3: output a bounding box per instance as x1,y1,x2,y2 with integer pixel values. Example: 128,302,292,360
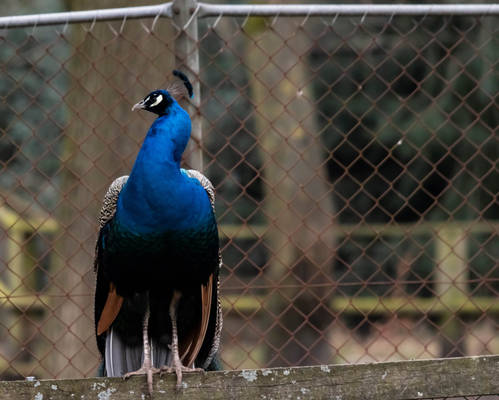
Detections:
179,274,213,367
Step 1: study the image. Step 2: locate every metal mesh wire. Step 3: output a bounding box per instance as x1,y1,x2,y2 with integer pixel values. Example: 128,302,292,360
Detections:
0,7,497,393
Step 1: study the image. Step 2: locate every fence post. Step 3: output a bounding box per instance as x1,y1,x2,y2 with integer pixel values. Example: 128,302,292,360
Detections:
172,0,202,171
435,225,468,357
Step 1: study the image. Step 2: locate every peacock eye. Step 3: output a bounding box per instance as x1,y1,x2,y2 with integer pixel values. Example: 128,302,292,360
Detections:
150,94,163,107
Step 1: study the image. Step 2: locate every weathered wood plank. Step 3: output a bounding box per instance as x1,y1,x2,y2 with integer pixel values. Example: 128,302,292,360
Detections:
1,355,498,399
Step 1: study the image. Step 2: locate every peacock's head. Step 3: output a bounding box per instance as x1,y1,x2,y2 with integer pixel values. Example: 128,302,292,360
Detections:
132,70,193,116
132,89,173,115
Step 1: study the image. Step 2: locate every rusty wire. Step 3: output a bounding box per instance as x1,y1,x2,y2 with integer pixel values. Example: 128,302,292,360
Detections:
0,9,497,388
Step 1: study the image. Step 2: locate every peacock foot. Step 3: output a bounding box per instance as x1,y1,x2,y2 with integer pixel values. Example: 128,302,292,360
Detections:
159,364,204,389
123,365,161,379
123,365,160,396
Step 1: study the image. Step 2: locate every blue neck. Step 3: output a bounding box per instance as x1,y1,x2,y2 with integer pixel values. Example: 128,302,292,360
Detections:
115,102,209,233
129,102,191,181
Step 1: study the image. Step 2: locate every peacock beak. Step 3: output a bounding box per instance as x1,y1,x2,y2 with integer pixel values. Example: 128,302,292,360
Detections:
132,100,146,111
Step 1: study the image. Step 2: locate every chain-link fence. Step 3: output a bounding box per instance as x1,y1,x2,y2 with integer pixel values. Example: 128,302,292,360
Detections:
0,1,497,390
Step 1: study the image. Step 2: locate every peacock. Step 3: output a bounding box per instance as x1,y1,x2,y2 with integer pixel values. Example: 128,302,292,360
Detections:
93,70,222,394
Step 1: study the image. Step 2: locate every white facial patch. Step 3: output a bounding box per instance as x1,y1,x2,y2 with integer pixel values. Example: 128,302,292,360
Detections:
150,94,163,107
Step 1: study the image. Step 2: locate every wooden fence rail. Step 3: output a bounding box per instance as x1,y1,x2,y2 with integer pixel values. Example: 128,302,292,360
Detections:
1,355,498,399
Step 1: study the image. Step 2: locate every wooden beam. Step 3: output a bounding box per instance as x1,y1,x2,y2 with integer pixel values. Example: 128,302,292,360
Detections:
434,226,468,357
222,294,499,315
330,295,499,315
218,221,499,240
3,293,496,316
1,355,497,399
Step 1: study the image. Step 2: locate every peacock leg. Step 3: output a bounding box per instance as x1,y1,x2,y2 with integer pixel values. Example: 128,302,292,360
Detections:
123,295,159,395
160,290,202,389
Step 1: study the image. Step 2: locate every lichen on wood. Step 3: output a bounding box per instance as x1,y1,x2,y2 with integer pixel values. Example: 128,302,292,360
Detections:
1,355,498,399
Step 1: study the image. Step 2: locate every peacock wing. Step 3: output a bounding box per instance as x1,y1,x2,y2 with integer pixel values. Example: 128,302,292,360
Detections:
182,169,223,369
94,176,128,354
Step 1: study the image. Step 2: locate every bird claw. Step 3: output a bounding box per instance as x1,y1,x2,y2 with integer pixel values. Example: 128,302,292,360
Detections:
123,365,160,397
123,366,160,379
159,365,203,375
159,365,203,389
